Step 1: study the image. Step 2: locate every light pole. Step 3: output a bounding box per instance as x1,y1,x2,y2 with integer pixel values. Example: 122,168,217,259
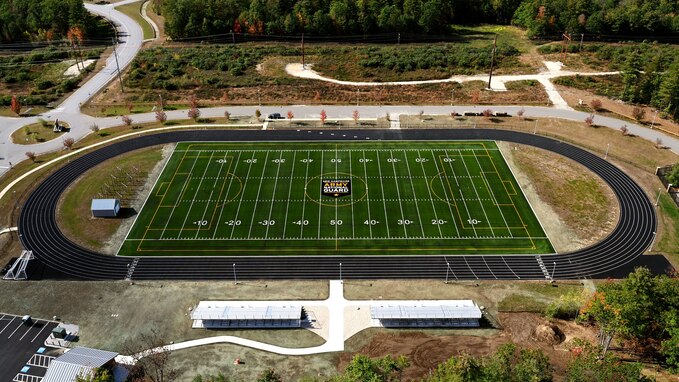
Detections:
533,119,538,134
450,89,455,106
650,110,659,129
356,89,360,107
445,262,450,283
655,187,663,206
339,262,342,282
604,143,610,160
232,263,237,284
551,262,556,282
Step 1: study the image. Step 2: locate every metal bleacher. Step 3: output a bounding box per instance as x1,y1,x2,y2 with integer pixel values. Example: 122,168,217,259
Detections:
3,250,34,281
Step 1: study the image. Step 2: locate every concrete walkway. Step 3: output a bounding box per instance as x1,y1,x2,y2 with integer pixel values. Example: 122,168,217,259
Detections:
285,61,619,110
116,280,479,364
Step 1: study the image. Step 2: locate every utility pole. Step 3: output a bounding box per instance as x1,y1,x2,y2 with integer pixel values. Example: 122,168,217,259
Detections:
301,32,305,69
579,33,584,50
487,34,497,90
231,30,235,44
112,37,124,93
397,32,400,45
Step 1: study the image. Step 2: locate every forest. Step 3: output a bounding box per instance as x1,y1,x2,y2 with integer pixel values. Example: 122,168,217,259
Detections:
0,0,104,43
157,0,679,39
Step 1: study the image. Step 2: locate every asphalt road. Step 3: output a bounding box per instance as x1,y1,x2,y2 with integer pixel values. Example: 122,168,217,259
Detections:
18,128,668,281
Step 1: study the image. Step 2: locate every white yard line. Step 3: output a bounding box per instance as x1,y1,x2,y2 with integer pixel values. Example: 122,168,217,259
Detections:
229,152,257,239
349,150,355,238
429,150,460,237
473,153,513,237
361,150,374,238
194,152,228,239
388,150,409,238
178,152,215,239
246,151,271,239
299,151,312,238
264,152,285,239
160,151,201,240
317,151,325,239
456,149,494,237
212,151,242,239
402,150,426,237
417,150,444,238
281,151,297,239
444,150,479,237
374,151,392,238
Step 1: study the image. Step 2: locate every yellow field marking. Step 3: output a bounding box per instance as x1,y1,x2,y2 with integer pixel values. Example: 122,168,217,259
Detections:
155,182,169,197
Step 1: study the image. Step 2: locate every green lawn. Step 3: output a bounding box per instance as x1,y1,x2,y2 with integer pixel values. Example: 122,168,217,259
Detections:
115,1,154,40
119,141,553,256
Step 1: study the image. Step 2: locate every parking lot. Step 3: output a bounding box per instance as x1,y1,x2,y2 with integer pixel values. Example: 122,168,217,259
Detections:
0,313,58,382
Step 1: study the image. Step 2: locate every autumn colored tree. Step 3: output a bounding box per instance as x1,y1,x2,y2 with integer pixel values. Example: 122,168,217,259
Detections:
352,110,360,124
482,109,493,119
254,109,261,120
584,114,594,126
155,110,167,123
121,115,132,127
224,111,231,120
620,125,629,136
450,111,458,119
470,89,481,103
25,151,36,162
67,26,85,70
188,95,200,120
62,137,75,150
590,99,602,111
287,110,294,120
10,95,21,115
516,108,525,120
631,107,645,121
320,109,327,124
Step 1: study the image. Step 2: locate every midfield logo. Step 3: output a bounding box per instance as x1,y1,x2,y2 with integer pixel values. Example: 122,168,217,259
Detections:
322,179,351,198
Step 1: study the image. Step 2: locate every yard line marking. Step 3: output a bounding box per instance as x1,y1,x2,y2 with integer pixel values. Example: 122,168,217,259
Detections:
19,319,38,340
418,149,444,238
265,151,285,239
0,316,15,334
194,151,229,239
473,153,513,237
281,150,297,239
334,146,339,248
230,152,257,239
349,150,355,239
212,151,242,239
361,150,374,238
375,150,392,238
442,150,477,236
246,151,271,239
402,150,426,237
299,150,312,238
455,149,495,237
178,152,215,239
317,150,325,240
430,150,460,237
388,150,408,238
160,152,201,239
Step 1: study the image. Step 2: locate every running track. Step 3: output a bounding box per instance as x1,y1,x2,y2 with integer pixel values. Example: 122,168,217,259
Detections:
18,129,660,280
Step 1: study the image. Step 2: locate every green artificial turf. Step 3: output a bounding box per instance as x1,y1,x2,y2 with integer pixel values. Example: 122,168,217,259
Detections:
119,141,553,256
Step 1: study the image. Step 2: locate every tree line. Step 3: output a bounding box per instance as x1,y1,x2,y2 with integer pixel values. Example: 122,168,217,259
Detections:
157,0,679,39
0,0,103,43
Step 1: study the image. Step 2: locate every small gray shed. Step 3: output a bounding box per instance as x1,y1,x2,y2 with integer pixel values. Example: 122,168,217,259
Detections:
91,199,120,218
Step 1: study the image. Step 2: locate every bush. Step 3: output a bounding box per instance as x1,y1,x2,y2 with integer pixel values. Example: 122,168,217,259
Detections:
632,107,645,121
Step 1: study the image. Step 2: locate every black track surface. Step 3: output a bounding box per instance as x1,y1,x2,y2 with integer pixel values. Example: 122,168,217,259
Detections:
18,129,663,280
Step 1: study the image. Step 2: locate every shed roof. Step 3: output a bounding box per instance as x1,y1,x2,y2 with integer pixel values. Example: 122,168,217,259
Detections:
42,347,118,382
371,301,482,319
91,199,119,211
192,303,302,320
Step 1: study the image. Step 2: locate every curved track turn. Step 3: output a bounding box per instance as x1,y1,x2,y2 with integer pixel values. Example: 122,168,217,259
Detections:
18,129,656,280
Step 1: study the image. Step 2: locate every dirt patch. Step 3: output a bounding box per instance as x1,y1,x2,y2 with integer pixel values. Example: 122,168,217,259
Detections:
337,312,595,380
497,142,618,252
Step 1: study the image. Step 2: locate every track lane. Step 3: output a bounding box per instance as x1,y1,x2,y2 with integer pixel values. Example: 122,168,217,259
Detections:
18,129,657,280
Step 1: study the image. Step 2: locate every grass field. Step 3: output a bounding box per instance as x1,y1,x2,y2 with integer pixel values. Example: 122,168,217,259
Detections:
118,141,553,256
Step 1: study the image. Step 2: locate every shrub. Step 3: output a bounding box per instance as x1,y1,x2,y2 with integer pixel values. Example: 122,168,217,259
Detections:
584,114,595,126
25,151,36,162
155,110,167,123
619,125,629,136
224,111,231,120
62,137,75,150
632,107,645,121
482,109,493,119
590,99,602,111
516,108,525,119
90,123,99,133
122,115,132,126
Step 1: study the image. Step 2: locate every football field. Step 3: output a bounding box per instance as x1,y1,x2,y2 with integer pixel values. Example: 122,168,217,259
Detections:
118,141,554,256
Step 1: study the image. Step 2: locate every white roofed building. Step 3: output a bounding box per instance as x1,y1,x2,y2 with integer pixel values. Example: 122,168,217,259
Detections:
42,347,118,382
371,300,483,328
192,301,303,329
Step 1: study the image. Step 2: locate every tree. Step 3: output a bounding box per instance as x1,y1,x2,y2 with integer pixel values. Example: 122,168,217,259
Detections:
25,151,36,162
320,109,327,124
155,110,167,123
667,163,679,185
10,95,21,115
619,125,629,136
224,111,231,120
631,107,645,122
482,109,493,119
584,114,594,126
124,329,178,382
287,110,294,121
90,123,99,133
122,115,132,127
188,95,200,120
451,111,458,119
656,137,664,148
62,137,75,150
516,108,525,120
75,368,114,382
564,339,652,382
342,354,409,382
256,369,282,382
470,89,481,103
353,110,360,124
255,109,262,120
590,99,602,111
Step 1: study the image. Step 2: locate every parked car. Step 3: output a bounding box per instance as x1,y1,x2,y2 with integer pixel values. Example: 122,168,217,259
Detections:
267,113,284,120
